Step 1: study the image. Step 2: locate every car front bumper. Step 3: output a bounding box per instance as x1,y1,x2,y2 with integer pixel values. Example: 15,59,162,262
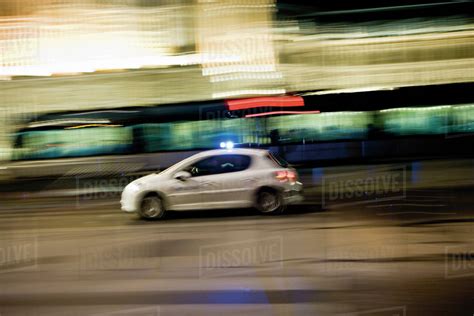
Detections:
121,199,137,213
120,185,140,213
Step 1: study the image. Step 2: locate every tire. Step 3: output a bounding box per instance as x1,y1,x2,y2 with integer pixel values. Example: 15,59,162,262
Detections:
256,189,285,215
139,195,166,220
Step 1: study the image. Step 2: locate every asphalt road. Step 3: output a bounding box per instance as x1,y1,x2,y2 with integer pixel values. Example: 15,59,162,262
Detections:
0,184,473,316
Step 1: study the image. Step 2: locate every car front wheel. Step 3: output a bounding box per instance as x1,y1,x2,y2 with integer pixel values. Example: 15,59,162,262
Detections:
257,189,285,215
139,195,166,220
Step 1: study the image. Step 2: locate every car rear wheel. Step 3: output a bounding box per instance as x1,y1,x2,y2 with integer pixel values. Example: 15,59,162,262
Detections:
257,189,285,215
139,195,166,220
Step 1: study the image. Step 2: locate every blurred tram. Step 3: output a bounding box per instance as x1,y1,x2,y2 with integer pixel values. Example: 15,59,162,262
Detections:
6,92,474,179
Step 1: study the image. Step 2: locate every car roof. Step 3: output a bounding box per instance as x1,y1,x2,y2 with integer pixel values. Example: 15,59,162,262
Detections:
162,148,271,174
191,148,269,159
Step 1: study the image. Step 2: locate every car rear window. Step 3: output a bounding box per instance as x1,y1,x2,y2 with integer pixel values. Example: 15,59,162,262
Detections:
267,152,289,168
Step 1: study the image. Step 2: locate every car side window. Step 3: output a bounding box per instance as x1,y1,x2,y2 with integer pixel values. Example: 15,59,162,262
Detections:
186,156,221,177
216,154,251,173
186,155,251,177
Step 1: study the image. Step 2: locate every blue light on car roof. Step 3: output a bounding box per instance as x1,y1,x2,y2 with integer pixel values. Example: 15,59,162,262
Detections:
220,141,234,149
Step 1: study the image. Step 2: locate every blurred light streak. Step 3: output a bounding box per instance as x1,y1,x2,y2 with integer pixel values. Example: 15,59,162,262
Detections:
197,0,279,90
301,87,396,96
380,105,452,113
293,23,474,41
28,119,111,128
209,72,283,83
213,89,286,99
66,111,140,116
245,110,320,118
64,124,122,129
0,4,192,76
298,1,471,17
202,3,275,11
202,65,277,76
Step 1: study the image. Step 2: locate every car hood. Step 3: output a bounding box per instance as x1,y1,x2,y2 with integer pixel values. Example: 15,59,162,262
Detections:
133,172,165,185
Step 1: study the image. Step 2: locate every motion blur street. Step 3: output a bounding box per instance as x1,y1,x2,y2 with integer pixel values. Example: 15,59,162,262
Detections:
0,160,473,315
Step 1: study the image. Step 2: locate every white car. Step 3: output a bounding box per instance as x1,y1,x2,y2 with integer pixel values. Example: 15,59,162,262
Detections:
121,148,303,219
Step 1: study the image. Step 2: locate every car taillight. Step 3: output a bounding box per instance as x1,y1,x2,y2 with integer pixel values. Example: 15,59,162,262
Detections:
275,170,297,183
287,170,297,182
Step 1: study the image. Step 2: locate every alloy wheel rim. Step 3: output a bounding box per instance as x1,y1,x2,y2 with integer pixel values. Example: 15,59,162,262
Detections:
260,192,279,212
143,198,161,218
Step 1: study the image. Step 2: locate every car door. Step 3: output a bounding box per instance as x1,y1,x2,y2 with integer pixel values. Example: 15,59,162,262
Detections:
166,156,221,210
197,154,253,209
166,172,203,210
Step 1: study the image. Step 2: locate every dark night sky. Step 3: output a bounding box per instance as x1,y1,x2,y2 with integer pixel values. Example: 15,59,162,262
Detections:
277,0,471,10
276,0,474,20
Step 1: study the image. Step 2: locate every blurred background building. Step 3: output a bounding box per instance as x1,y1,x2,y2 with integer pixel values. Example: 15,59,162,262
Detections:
1,0,474,161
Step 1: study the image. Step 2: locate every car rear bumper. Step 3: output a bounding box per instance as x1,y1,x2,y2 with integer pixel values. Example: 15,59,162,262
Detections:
282,181,304,204
283,189,304,204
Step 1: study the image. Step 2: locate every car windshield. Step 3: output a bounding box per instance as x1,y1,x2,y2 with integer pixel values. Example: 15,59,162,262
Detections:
268,152,289,168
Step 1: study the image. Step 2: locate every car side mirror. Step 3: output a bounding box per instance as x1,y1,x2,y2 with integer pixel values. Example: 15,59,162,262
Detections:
174,171,191,181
